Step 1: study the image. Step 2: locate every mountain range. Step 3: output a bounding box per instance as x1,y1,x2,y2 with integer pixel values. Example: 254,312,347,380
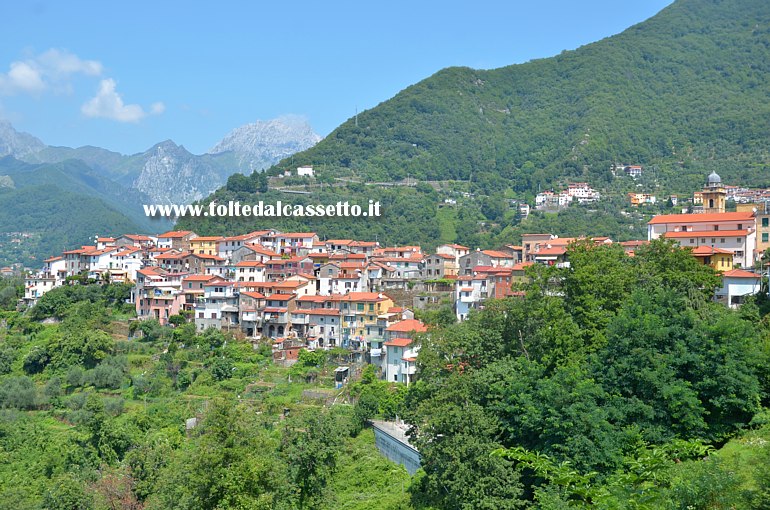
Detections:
0,117,321,266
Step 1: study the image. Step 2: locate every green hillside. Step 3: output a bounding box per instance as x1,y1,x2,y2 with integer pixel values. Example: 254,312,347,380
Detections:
265,0,770,192
182,0,770,246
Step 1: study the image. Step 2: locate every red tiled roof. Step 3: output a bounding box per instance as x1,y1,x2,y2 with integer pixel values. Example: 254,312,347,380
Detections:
723,269,760,279
191,236,224,242
648,212,754,225
279,232,317,238
386,319,427,333
236,260,265,267
333,292,391,302
305,309,340,316
266,293,295,301
384,338,413,347
158,230,195,238
481,249,513,258
690,246,734,255
512,262,534,271
535,246,567,256
241,291,266,299
182,274,217,282
298,295,331,302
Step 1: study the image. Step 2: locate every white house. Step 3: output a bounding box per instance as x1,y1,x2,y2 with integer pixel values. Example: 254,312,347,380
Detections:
716,269,762,308
297,165,314,177
194,280,239,332
648,211,757,267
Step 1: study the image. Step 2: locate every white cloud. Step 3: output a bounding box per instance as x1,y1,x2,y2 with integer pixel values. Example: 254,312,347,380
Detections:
81,78,162,123
0,48,102,95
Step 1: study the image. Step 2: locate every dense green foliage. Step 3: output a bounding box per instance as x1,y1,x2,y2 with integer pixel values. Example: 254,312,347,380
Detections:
0,157,169,266
404,240,770,508
266,0,770,191
0,282,413,509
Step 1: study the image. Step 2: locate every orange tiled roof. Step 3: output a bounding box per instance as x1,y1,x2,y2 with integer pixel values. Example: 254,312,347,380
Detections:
723,269,760,278
157,230,195,238
386,319,427,333
648,211,754,225
384,338,413,347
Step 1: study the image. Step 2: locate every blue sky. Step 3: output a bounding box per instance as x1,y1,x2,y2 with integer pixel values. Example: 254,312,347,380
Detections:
0,0,672,155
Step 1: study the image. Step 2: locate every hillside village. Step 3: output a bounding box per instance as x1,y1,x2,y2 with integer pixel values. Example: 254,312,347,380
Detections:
11,170,769,387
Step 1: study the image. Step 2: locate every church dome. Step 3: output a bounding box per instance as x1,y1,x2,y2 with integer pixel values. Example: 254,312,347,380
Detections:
706,171,721,186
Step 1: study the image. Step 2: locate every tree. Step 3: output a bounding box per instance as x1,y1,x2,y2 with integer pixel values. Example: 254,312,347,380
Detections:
281,410,344,509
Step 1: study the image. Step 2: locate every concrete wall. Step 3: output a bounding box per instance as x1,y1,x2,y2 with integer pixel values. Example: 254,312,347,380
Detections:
371,421,421,475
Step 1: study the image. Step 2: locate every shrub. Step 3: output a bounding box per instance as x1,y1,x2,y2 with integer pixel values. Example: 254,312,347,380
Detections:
22,346,49,374
0,376,37,409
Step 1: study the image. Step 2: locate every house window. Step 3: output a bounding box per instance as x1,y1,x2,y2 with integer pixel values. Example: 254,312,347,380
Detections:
198,312,203,319
700,238,705,243
721,238,725,243
711,238,715,244
357,303,365,312
689,239,695,244
763,218,769,227
764,233,769,243
738,224,743,230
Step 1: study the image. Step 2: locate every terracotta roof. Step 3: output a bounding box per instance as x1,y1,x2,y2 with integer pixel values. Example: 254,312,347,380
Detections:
182,274,217,282
648,212,754,225
158,230,195,238
44,256,63,262
460,287,474,292
387,306,405,313
305,309,341,316
241,291,266,299
330,253,367,260
723,269,760,279
191,236,224,242
619,240,649,247
203,280,234,286
236,260,265,267
512,262,534,271
690,246,734,255
298,295,331,302
386,319,428,333
384,338,413,347
120,234,152,241
481,250,513,258
279,232,317,238
535,246,567,256
333,292,390,302
402,357,417,362
442,243,469,250
244,245,281,257
96,237,115,242
266,293,295,301
664,230,749,239
431,253,455,259
263,307,288,313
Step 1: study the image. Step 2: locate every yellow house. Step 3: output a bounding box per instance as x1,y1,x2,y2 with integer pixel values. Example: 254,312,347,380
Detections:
189,236,223,256
690,245,733,272
335,292,394,342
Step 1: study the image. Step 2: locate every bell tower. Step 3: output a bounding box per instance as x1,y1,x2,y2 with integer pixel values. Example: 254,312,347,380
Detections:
702,171,725,213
